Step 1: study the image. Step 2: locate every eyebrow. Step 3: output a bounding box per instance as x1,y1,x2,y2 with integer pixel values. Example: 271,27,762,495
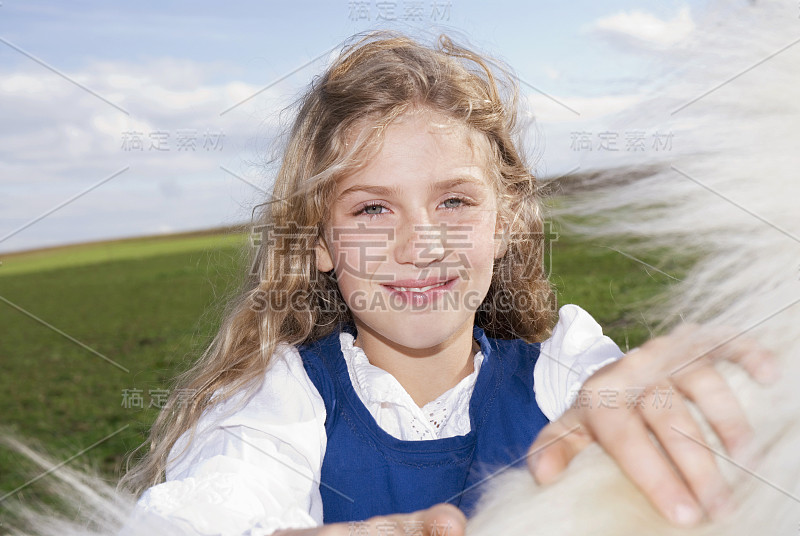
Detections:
336,176,487,202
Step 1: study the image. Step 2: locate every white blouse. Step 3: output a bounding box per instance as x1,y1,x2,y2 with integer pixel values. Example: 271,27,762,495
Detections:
125,304,622,536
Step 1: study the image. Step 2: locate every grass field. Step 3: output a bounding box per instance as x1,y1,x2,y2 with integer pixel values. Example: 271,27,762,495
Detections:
0,224,682,513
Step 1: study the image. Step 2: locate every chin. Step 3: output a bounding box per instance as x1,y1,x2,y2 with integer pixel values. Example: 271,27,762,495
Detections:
360,313,475,352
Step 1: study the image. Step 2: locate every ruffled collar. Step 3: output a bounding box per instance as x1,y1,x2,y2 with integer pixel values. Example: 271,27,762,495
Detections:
338,330,485,439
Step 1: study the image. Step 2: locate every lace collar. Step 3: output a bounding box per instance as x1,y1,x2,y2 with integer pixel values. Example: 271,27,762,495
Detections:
338,331,486,440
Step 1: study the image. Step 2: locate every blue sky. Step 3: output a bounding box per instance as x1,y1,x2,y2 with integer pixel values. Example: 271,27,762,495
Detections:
0,0,709,254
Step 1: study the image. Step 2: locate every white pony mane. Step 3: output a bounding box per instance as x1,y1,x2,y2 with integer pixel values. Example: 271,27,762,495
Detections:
471,0,800,533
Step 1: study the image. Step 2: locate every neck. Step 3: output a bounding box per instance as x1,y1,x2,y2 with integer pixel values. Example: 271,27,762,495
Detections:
352,319,479,408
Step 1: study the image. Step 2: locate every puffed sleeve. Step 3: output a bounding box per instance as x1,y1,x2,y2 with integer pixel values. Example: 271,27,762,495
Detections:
534,304,624,422
122,343,328,536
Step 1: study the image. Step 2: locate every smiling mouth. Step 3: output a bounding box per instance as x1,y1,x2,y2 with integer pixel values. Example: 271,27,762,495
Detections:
378,277,459,308
384,280,451,292
380,277,458,295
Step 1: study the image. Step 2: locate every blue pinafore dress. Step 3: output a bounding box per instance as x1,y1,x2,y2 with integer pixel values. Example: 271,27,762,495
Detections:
298,321,550,522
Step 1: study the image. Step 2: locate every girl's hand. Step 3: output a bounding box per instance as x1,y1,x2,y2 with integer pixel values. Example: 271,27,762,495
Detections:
526,323,778,527
273,503,466,536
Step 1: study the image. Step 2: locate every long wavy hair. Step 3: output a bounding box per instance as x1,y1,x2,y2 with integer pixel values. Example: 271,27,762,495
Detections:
118,31,555,497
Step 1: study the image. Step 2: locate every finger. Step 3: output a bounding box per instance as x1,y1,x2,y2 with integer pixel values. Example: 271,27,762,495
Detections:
668,326,778,384
354,503,466,536
640,386,733,520
715,336,778,385
590,406,705,526
418,503,467,536
675,365,754,457
526,419,593,485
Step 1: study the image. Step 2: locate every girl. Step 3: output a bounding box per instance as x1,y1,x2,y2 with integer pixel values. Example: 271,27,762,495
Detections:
120,32,774,535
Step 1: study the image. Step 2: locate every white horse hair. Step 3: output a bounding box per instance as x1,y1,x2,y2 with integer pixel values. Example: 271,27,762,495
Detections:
471,0,800,533
2,0,799,533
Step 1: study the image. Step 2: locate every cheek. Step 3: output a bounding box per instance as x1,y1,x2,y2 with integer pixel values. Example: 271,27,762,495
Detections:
460,213,500,261
436,220,497,286
328,225,394,283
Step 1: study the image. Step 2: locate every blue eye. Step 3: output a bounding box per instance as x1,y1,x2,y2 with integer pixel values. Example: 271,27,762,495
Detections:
355,203,387,217
441,197,465,210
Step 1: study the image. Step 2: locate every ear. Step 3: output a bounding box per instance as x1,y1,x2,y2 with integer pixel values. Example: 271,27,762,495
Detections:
315,234,334,273
494,215,509,259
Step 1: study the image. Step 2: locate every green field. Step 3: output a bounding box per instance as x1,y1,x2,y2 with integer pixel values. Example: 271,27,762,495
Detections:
0,224,681,514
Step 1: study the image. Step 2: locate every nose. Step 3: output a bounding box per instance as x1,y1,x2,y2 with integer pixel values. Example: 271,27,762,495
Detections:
394,210,446,267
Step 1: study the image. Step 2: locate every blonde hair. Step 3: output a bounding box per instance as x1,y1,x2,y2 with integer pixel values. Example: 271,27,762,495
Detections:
119,31,555,497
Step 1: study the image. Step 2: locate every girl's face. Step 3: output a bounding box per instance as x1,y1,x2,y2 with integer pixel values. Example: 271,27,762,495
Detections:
316,109,506,352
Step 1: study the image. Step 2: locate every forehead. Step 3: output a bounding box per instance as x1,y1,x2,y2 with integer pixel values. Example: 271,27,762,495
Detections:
336,109,494,194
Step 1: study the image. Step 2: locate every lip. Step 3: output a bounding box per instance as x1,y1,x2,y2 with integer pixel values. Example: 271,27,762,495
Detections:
380,277,458,308
383,276,455,288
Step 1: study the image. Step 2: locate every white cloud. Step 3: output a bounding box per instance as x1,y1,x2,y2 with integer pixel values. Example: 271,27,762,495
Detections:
525,92,646,123
543,66,561,81
0,58,295,253
591,6,695,50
